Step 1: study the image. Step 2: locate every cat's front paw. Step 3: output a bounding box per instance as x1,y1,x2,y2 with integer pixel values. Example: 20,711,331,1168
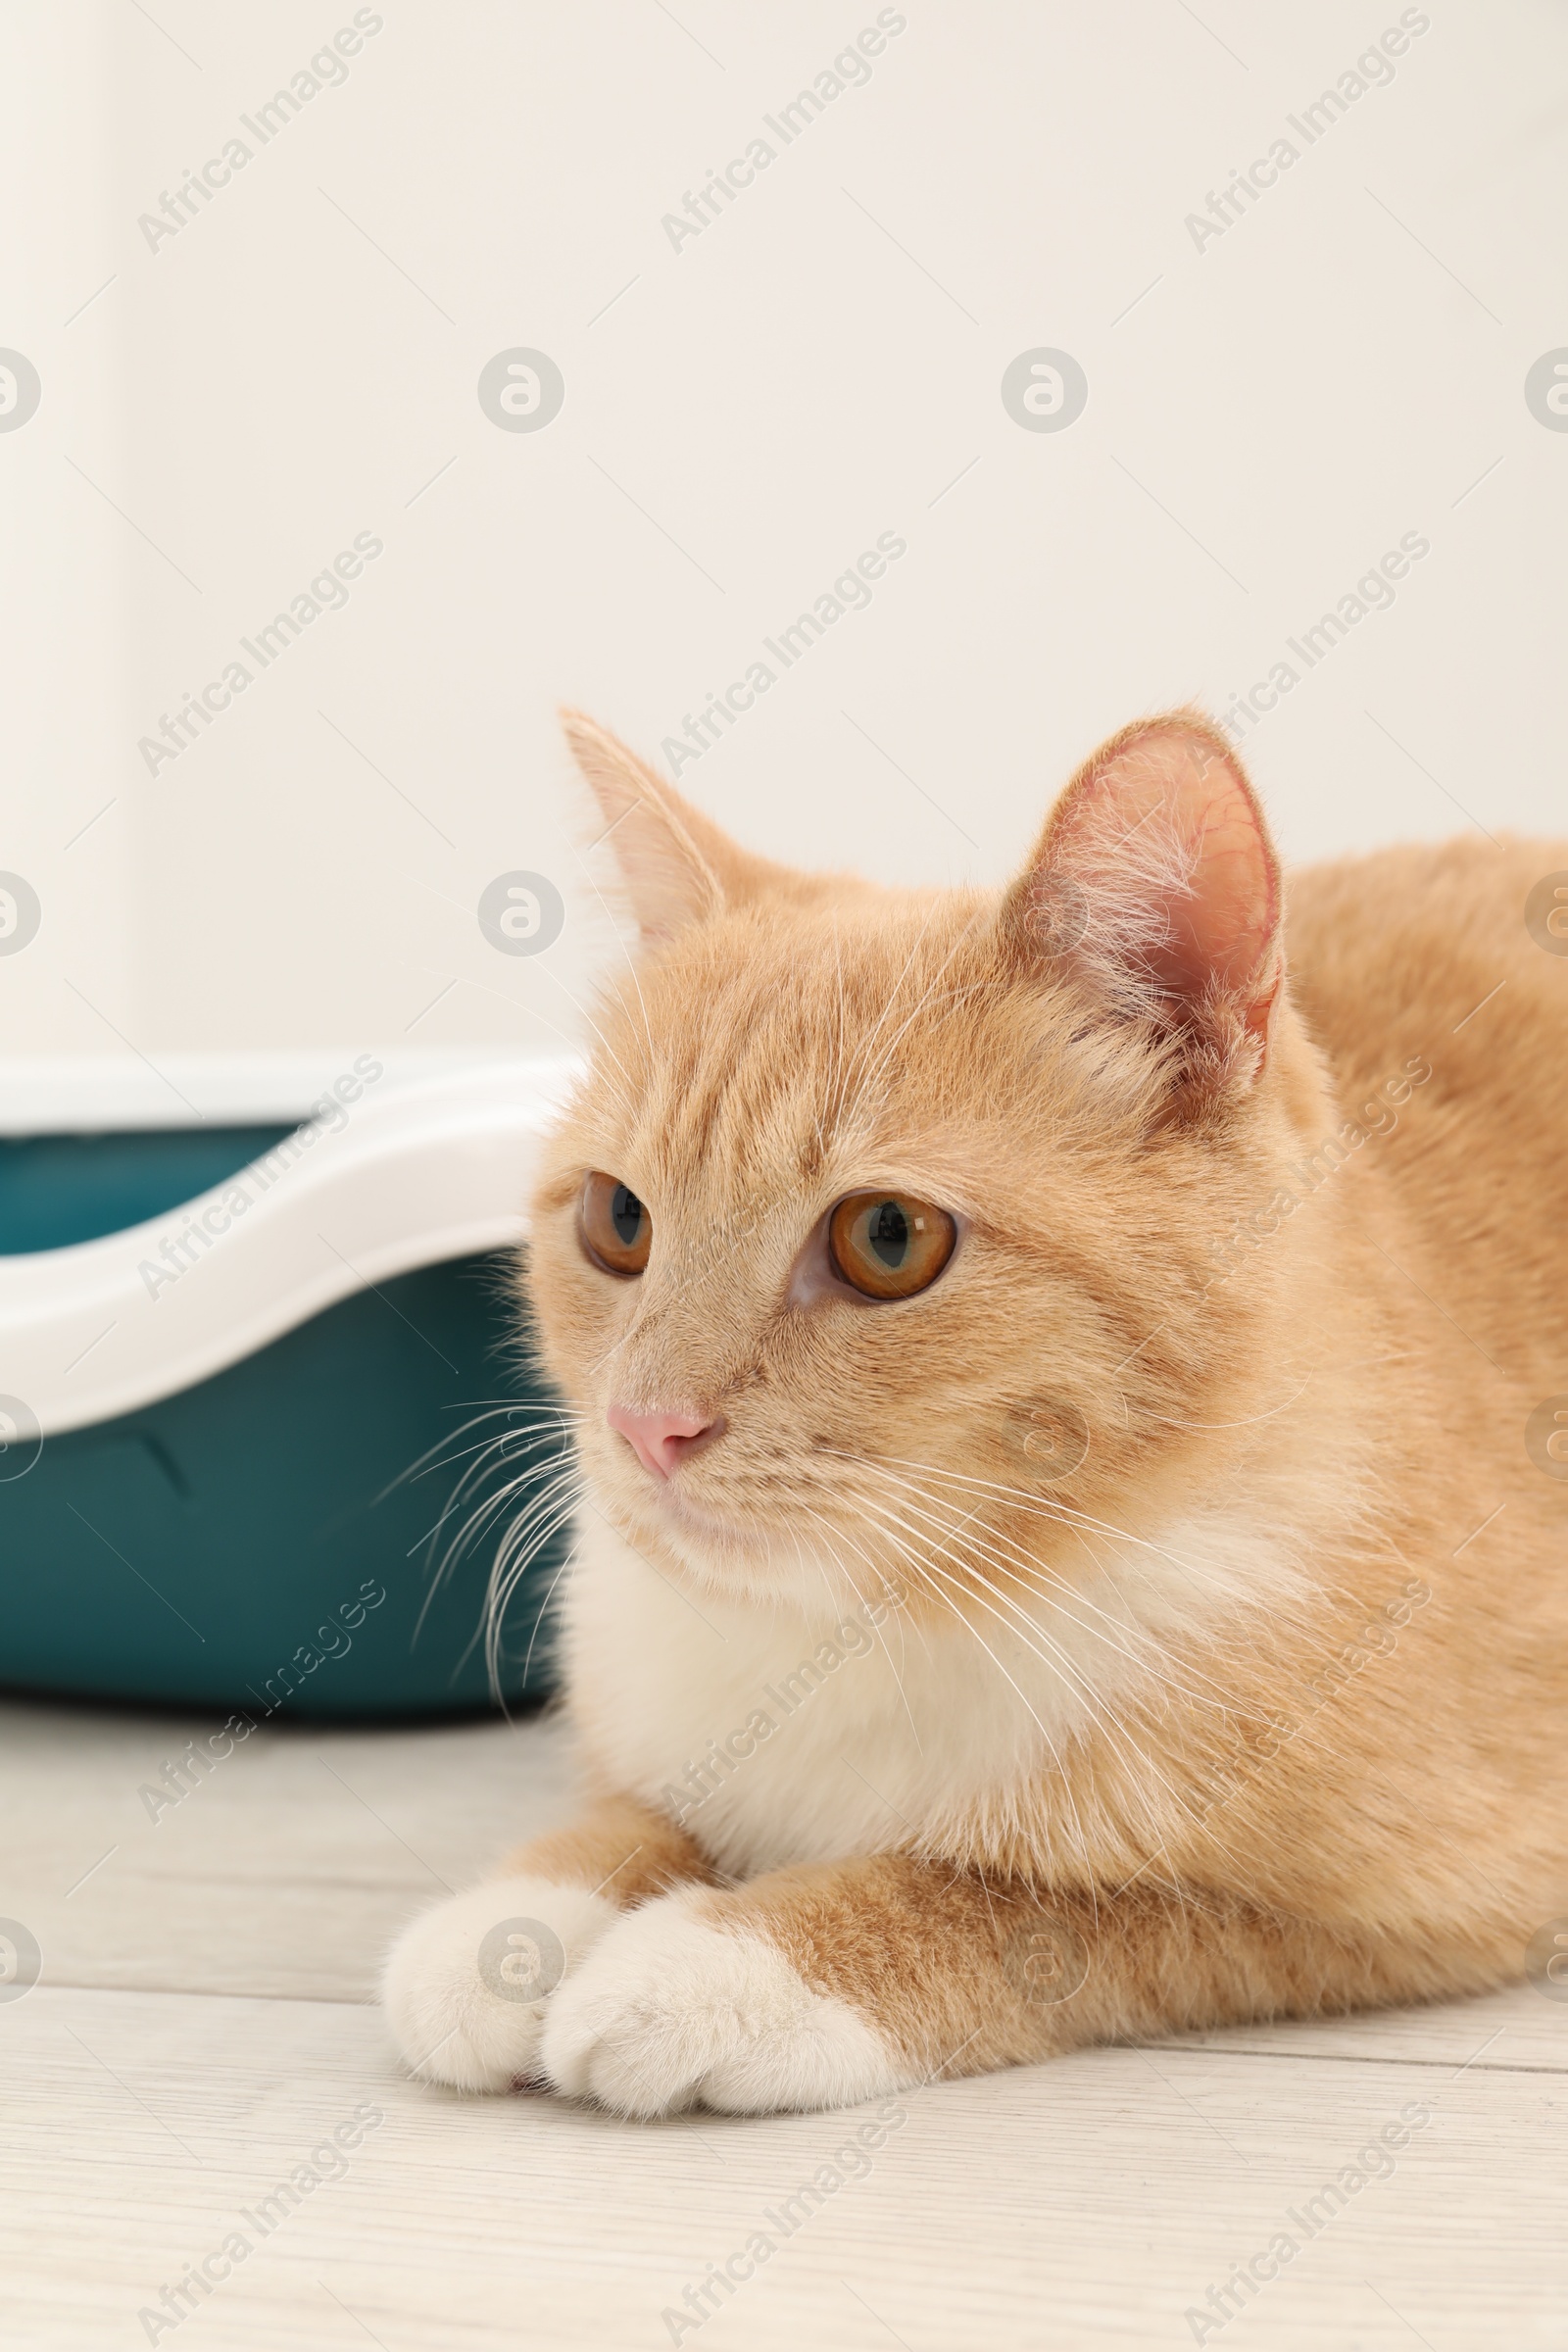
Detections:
538,1888,907,2118
382,1876,616,2092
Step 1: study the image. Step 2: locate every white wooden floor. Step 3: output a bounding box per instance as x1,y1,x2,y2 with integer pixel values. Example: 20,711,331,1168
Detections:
2,1694,1563,2351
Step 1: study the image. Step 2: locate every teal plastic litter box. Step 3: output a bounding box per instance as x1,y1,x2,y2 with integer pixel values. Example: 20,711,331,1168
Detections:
0,1053,578,1718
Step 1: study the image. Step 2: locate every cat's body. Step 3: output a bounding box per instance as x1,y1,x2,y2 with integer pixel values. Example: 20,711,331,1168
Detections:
385,714,1566,2118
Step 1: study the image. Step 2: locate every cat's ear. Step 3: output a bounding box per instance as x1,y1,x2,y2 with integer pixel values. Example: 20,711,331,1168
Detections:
1002,710,1285,1096
561,710,783,948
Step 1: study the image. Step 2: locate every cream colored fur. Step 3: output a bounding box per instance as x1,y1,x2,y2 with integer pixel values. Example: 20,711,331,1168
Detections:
541,1889,906,2117
562,1508,1309,1880
384,707,1568,2119
382,1877,616,2092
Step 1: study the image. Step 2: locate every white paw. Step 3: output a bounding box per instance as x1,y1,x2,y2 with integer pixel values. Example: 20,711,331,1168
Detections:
382,1876,616,2092
539,1889,906,2118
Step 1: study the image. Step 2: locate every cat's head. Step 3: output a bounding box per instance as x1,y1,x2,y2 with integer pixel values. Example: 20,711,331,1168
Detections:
525,709,1316,1613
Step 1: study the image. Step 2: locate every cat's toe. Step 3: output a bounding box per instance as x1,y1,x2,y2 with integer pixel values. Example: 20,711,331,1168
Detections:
538,1889,906,2118
382,1877,616,2092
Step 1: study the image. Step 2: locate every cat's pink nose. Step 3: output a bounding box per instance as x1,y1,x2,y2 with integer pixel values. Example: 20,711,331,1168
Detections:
607,1402,721,1481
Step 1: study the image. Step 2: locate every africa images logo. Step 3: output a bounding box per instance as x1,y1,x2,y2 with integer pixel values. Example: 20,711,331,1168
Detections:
1524,350,1568,431
477,350,564,432
1000,349,1089,432
0,350,42,432
477,872,565,955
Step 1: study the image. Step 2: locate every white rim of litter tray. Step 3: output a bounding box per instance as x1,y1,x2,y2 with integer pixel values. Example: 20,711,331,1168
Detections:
0,1055,582,1439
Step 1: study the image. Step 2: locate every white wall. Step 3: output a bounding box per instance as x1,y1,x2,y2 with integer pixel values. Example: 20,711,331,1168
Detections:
3,0,1565,1068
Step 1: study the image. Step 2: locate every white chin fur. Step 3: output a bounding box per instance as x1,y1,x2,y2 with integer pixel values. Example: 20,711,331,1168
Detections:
539,1887,906,2118
382,1876,617,2093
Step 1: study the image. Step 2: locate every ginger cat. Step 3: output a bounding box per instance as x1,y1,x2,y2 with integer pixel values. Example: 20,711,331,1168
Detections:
384,708,1567,2118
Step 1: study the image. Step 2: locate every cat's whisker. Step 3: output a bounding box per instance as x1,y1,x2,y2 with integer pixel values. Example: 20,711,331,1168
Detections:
842,1454,1133,1606
420,1480,563,1604
430,1471,581,1652
871,1459,1258,1694
849,1484,1143,1738
479,1483,586,1696
425,1420,580,1552
861,1472,1237,1718
858,1536,1077,1805
394,1408,584,1656
514,1543,579,1697
832,1491,1100,1856
836,1479,1209,1865
376,1403,541,1504
912,1547,1200,1844
821,1446,1283,1607
797,1495,936,1681
392,1401,585,1514
417,1424,580,1525
797,1502,927,1755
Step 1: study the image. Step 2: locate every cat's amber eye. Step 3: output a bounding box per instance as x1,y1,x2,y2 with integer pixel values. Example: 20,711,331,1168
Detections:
827,1192,956,1301
579,1172,652,1277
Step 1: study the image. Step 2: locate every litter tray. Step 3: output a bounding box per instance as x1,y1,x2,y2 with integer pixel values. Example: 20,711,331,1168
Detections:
0,1054,579,1718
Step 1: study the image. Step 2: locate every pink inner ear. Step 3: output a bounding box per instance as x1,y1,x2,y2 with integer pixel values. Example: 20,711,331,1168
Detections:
1150,753,1278,1005
1050,728,1280,1023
